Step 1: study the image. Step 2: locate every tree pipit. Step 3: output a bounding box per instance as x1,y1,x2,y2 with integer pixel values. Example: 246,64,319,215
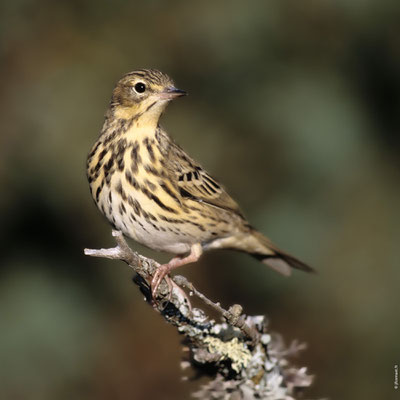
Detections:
87,69,313,304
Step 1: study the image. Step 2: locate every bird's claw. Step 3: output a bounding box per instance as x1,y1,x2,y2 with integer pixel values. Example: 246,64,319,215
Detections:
151,266,192,311
151,264,169,300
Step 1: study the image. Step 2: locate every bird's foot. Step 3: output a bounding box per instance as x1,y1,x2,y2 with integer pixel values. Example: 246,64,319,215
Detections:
151,265,192,311
150,245,202,310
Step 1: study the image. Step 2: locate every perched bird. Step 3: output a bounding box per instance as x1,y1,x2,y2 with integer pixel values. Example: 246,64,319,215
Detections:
87,69,313,300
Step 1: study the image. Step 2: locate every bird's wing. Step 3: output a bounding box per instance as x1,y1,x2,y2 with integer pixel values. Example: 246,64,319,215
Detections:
165,140,244,217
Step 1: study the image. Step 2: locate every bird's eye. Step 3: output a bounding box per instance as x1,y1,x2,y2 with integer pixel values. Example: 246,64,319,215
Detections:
134,82,146,93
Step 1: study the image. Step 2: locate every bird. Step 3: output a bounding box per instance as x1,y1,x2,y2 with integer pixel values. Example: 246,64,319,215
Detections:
87,69,313,302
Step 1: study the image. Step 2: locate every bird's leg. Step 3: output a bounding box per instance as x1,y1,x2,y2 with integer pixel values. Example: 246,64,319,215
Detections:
151,243,203,306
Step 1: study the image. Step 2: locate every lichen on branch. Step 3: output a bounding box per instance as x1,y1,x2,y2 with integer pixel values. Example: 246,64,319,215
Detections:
84,230,314,400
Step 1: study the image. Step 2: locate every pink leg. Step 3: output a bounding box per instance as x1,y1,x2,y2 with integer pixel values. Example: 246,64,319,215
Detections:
151,243,203,303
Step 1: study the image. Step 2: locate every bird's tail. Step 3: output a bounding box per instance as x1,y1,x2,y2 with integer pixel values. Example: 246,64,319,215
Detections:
246,230,314,276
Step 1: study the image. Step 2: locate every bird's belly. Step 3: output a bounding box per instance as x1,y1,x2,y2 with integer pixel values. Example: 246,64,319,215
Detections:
121,216,192,255
98,185,195,255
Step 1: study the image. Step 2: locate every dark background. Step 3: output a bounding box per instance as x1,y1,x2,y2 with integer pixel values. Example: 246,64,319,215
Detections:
1,1,399,399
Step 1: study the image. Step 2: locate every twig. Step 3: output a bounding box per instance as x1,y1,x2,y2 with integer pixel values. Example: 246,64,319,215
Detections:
84,230,314,400
174,275,259,344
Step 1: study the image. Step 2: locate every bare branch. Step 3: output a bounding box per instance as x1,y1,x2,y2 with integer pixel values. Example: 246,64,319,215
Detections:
84,231,314,399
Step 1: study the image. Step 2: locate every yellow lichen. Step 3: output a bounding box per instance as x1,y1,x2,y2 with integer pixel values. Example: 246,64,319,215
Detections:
204,336,252,373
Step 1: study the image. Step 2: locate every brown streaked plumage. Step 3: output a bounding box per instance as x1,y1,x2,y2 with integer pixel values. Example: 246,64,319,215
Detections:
87,69,313,301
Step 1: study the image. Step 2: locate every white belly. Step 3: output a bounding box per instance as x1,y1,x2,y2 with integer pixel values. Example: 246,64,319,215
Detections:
99,186,193,255
120,214,192,254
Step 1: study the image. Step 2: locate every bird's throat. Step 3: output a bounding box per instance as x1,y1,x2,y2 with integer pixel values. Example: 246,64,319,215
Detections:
104,106,163,145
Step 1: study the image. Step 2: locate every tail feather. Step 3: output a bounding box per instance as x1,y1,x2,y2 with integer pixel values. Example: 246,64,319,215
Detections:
249,230,315,276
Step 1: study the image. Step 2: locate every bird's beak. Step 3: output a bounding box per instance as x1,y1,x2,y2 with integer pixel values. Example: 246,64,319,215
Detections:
158,87,187,100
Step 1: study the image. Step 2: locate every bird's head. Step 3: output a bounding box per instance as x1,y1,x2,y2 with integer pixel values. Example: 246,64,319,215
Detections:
110,69,186,122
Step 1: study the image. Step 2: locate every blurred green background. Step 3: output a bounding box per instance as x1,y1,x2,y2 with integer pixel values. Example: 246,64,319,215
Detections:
1,1,399,399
